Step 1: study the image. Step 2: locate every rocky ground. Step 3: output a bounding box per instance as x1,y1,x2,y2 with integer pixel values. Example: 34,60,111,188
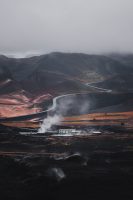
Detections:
0,127,133,200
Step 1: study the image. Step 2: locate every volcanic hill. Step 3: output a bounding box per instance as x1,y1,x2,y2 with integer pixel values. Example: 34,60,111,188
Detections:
0,52,133,118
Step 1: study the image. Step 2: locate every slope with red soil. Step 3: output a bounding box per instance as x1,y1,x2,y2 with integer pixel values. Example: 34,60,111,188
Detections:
0,90,52,118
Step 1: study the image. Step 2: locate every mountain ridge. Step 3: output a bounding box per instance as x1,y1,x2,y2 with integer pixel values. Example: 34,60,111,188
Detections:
0,52,133,95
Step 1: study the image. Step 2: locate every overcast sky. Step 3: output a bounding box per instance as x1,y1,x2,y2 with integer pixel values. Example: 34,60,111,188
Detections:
0,0,133,57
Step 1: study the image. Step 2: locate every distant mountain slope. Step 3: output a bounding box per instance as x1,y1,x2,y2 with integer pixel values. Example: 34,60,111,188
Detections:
109,54,133,68
92,74,133,91
0,52,133,94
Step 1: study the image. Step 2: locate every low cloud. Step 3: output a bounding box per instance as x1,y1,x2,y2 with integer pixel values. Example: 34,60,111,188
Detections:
0,0,133,56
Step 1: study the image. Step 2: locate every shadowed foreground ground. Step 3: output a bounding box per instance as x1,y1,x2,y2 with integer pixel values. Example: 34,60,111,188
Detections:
0,128,133,200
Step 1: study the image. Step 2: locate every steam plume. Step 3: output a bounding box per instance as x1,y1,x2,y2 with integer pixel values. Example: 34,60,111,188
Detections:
38,115,62,133
38,94,90,133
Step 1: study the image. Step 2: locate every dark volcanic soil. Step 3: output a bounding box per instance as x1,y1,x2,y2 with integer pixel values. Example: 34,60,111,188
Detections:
0,128,133,200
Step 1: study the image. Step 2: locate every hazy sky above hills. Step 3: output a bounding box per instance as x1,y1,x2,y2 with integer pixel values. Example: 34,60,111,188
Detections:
0,0,133,57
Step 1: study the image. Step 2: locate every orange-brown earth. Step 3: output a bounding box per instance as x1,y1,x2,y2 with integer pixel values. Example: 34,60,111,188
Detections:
1,111,133,129
0,91,53,118
62,112,133,130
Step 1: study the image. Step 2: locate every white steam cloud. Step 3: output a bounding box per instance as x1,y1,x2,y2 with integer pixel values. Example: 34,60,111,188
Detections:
38,115,62,133
38,94,90,134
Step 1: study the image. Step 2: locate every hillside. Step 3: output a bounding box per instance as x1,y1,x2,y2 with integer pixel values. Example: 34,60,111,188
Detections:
0,52,133,94
0,52,133,118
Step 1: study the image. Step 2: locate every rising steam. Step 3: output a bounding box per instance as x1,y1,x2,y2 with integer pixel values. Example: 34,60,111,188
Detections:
38,115,62,133
38,94,90,133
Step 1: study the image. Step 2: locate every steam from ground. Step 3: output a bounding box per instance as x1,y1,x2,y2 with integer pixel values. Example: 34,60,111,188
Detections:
38,115,62,133
38,94,90,133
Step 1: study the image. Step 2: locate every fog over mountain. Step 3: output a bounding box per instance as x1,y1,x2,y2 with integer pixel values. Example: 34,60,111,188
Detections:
0,0,133,57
